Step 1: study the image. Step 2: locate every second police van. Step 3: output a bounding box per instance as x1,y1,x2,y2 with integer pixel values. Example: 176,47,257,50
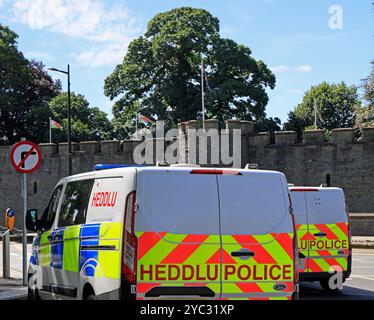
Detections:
289,187,352,291
27,165,299,300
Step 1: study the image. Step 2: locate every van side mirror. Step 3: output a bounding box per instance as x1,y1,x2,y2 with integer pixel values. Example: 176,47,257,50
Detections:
26,209,39,232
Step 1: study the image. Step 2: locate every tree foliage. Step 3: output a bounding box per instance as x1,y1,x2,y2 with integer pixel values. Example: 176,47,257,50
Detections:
104,7,275,132
0,24,61,144
49,93,113,142
362,61,374,107
0,24,114,144
355,61,374,129
284,82,360,139
256,117,281,134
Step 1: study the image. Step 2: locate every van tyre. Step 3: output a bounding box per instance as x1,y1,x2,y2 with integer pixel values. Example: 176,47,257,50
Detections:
292,291,299,300
86,294,97,300
27,287,34,301
319,278,342,293
28,287,40,300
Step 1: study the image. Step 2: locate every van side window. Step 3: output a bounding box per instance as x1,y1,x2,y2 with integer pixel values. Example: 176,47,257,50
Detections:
58,179,94,227
40,185,63,231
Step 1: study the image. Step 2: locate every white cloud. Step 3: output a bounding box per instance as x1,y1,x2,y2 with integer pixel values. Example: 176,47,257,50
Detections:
270,65,291,73
11,0,143,67
295,64,313,73
25,50,52,61
271,65,313,73
76,43,128,68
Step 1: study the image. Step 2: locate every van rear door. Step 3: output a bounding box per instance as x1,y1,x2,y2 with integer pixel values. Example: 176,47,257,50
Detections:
135,169,221,300
289,190,309,273
218,171,295,300
306,189,350,273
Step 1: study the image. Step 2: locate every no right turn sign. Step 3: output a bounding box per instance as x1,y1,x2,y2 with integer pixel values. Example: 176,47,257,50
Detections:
10,141,42,174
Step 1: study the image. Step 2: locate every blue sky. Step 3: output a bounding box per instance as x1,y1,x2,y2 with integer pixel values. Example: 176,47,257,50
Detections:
0,0,372,123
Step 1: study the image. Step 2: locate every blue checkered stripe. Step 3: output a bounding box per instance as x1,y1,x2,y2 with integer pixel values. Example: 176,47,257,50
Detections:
30,224,102,277
30,236,41,266
50,228,65,269
79,224,101,277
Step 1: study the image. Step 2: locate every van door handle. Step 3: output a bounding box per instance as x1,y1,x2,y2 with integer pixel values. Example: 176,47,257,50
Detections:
231,250,255,258
145,287,215,298
314,232,327,238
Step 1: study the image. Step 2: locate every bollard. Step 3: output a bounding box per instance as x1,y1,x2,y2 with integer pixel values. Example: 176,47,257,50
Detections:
2,230,10,279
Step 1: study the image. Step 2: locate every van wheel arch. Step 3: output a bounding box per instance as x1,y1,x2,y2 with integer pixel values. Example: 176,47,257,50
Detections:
82,283,96,300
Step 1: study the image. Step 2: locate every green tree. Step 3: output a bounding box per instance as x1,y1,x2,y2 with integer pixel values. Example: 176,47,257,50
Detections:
284,82,360,139
256,117,282,134
49,93,113,142
355,61,374,129
0,24,61,144
362,61,374,107
105,7,275,132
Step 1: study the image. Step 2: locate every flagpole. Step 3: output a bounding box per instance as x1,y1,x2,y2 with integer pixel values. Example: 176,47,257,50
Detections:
135,113,139,140
314,100,317,130
49,117,52,144
201,56,206,132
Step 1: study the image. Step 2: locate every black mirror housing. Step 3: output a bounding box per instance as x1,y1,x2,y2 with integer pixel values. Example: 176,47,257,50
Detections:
26,209,39,232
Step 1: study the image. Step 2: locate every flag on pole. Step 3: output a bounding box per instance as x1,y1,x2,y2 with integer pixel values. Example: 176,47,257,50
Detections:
49,118,62,143
138,114,153,125
201,61,213,92
50,119,63,130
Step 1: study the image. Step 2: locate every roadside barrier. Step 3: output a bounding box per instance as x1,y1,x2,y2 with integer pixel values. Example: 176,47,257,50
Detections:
1,230,10,279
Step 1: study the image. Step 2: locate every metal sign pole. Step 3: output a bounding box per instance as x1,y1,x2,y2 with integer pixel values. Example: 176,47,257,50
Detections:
22,173,27,286
10,138,42,287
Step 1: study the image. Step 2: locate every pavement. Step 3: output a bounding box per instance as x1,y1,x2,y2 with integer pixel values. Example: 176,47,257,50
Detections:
0,240,31,300
352,236,374,249
0,242,373,300
0,278,27,300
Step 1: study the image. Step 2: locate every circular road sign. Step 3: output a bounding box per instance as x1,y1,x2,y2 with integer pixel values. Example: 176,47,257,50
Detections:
10,141,42,174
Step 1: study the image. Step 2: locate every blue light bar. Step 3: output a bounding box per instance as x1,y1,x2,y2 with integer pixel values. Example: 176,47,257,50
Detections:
94,164,147,171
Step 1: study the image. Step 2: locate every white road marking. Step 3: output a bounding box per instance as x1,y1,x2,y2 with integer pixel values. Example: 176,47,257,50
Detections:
352,276,374,281
353,266,374,270
352,259,373,263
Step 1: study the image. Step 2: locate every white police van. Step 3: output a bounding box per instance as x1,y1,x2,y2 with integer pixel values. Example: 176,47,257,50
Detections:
290,186,351,291
27,165,298,300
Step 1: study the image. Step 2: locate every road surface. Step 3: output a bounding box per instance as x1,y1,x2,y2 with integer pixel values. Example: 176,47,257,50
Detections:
300,249,374,300
0,243,373,300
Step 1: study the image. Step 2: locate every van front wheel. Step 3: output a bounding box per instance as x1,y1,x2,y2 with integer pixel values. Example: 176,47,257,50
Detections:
86,294,97,300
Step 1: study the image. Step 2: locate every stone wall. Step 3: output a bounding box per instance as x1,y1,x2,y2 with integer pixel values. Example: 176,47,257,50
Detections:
1,120,374,230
